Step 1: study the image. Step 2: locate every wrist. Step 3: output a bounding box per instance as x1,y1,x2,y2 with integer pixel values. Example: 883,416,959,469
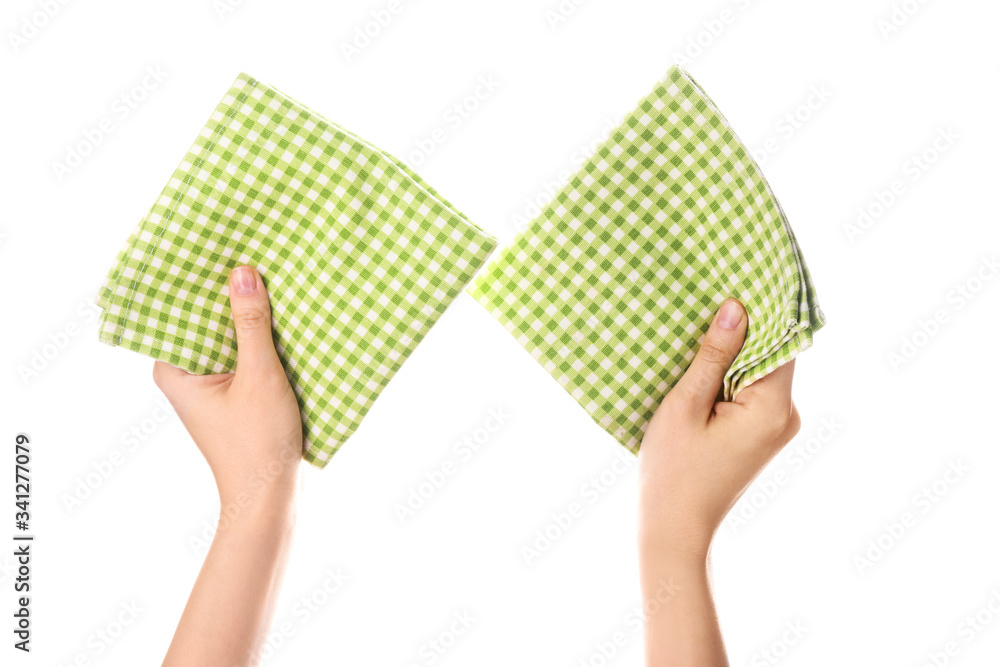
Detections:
217,472,298,532
638,524,714,565
214,446,300,510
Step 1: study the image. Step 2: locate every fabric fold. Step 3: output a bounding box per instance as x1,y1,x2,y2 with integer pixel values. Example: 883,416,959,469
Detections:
97,73,498,468
467,65,824,454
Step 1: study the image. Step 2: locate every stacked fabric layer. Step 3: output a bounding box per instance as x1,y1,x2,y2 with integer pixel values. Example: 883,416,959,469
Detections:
468,66,824,454
97,73,498,468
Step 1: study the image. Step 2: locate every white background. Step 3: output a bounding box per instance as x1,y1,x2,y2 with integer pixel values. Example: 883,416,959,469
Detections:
2,0,999,665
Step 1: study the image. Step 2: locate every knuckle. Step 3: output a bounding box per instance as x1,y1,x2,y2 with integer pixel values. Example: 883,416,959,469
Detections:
766,413,788,439
659,393,686,419
776,407,801,446
752,407,784,439
232,308,268,330
762,403,799,444
697,341,732,366
661,387,699,422
786,405,802,437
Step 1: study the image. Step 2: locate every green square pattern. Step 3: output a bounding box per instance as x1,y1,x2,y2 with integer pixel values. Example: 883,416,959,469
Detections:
467,66,825,454
97,73,498,468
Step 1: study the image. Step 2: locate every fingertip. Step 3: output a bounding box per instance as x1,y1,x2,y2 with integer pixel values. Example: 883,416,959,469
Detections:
704,298,748,355
225,265,282,378
665,296,753,420
716,297,746,331
229,265,261,298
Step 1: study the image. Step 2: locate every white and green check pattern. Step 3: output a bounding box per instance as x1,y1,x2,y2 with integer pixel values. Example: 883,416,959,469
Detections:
97,73,497,468
468,66,824,454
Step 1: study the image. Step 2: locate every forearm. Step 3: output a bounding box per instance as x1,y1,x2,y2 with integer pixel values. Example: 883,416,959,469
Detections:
163,486,296,667
636,300,796,667
639,544,728,667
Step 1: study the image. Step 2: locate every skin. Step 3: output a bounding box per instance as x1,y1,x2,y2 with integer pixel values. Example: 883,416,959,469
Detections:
150,270,795,665
638,298,801,667
155,265,303,667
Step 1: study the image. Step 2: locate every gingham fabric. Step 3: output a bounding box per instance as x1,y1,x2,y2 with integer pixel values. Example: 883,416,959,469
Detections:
468,65,824,454
97,73,497,468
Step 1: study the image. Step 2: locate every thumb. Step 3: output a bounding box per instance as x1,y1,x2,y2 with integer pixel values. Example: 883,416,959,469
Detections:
228,265,282,377
671,298,748,418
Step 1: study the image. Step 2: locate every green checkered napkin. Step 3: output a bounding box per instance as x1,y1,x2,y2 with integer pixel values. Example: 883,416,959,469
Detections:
97,73,497,468
468,65,824,454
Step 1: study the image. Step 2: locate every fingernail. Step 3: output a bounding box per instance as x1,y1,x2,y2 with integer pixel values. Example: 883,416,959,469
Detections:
717,299,742,330
232,266,257,296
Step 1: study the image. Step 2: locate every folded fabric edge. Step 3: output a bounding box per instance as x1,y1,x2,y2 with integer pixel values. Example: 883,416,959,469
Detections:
299,267,497,469
260,73,494,245
727,321,818,399
95,227,142,313
464,65,825,453
302,447,329,469
94,69,500,325
92,72,502,471
470,297,646,456
96,252,497,470
677,64,828,339
95,75,258,346
98,71,499,335
724,265,825,399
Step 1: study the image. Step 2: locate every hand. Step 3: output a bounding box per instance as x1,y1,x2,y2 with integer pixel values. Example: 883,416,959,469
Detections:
153,265,303,510
638,297,801,559
637,298,801,667
158,265,303,667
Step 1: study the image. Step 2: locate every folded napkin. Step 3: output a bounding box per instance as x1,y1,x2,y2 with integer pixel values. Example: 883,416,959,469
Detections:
468,65,824,454
97,73,497,468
